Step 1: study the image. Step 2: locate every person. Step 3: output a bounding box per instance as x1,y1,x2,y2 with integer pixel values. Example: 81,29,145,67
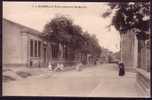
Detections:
54,63,64,72
75,62,82,71
118,61,125,76
48,62,53,72
60,63,64,71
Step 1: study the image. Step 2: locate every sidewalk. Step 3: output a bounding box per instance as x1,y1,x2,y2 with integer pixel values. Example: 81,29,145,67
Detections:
87,64,148,97
89,74,138,97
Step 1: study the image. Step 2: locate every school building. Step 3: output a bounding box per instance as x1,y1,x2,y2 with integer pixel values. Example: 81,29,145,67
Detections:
3,18,50,68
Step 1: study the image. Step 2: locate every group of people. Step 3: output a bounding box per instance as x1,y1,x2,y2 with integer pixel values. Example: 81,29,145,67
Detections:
48,61,83,72
48,62,64,72
48,60,125,76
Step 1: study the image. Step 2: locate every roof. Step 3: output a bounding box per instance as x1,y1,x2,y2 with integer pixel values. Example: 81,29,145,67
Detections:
3,18,43,37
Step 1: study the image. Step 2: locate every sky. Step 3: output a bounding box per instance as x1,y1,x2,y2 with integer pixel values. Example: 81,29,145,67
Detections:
3,1,120,53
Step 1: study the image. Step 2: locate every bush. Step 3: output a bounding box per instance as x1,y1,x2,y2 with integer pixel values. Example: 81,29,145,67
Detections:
3,69,12,72
3,75,16,82
16,71,32,78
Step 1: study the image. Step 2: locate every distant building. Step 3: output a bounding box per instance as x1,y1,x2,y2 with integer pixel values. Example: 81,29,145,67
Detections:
99,48,113,63
120,28,150,96
112,51,121,62
3,19,49,67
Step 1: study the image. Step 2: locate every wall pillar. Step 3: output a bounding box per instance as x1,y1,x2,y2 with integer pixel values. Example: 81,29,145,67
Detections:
120,30,137,72
21,32,28,66
133,35,138,68
58,42,64,62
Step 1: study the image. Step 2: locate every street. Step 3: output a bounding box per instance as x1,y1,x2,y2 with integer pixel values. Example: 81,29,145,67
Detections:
3,64,143,97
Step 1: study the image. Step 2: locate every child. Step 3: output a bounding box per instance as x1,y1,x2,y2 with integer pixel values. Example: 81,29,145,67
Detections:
48,62,53,72
54,63,64,72
75,62,82,71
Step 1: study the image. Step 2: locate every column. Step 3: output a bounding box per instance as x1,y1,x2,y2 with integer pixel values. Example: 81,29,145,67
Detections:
59,42,64,59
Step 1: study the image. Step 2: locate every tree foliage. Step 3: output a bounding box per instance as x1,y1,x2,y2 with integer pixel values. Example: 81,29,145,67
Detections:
43,15,73,42
43,15,101,57
103,2,150,35
82,32,101,57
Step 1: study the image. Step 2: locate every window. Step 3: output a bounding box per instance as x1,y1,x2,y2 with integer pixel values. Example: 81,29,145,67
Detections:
38,41,41,57
52,45,55,58
30,39,33,57
30,39,42,58
52,44,58,58
44,47,46,62
35,40,37,57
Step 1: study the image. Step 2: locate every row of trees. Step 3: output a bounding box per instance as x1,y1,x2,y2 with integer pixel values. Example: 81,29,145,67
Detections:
43,15,101,61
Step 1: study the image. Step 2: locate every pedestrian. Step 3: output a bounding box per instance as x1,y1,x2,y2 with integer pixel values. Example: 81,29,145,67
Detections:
48,62,53,72
75,62,82,71
118,61,125,76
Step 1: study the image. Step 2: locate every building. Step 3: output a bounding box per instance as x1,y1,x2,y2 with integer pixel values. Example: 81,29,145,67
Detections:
99,48,113,63
3,18,92,68
120,28,150,96
3,18,100,70
3,18,49,68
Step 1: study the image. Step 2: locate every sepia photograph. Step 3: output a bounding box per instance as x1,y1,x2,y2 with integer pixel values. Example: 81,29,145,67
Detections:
2,1,150,97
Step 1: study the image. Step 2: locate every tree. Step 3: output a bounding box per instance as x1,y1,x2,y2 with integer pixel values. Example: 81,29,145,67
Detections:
43,15,86,47
102,2,150,39
82,32,101,58
43,15,73,42
43,15,101,63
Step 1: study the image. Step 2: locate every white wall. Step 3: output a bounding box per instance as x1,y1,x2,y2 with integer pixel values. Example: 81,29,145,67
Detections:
3,20,23,65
